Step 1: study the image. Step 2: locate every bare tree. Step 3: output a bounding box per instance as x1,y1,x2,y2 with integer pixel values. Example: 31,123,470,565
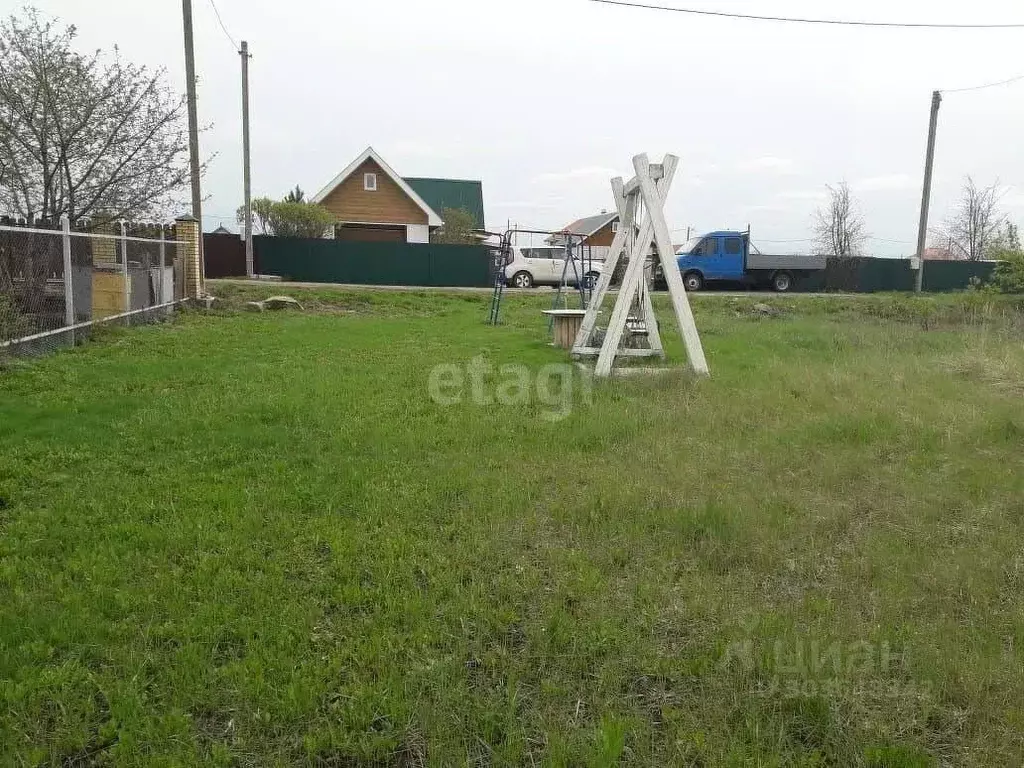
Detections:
0,9,191,225
813,182,868,258
942,176,1006,261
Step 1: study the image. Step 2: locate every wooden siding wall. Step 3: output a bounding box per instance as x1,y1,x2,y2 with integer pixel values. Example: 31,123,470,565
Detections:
319,159,428,226
586,221,616,247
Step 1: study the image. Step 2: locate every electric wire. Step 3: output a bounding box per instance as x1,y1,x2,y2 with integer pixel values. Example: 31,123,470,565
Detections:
588,0,1024,29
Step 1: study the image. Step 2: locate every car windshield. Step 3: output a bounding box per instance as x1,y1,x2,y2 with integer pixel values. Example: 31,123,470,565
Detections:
676,237,703,255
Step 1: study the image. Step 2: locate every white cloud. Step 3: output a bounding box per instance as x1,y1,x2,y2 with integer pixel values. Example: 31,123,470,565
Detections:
737,156,797,174
532,166,620,185
853,173,916,192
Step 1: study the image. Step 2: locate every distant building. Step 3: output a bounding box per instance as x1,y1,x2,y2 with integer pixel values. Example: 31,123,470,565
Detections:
546,211,620,248
311,147,485,243
922,246,963,261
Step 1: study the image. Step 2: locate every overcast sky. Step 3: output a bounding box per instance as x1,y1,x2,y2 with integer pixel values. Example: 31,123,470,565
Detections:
25,0,1024,255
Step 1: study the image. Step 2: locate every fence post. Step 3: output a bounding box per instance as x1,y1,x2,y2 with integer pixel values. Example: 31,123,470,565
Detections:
120,220,130,320
175,213,203,299
61,215,74,331
159,225,167,307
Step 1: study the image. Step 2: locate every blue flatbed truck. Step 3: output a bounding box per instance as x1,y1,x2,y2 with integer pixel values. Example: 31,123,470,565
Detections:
675,231,827,292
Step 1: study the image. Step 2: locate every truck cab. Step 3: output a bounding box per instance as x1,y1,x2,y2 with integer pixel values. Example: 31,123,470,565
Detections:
676,231,825,292
676,231,748,289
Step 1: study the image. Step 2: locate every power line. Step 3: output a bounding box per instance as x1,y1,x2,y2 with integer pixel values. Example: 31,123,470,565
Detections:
207,0,239,50
588,0,1024,28
943,72,1024,93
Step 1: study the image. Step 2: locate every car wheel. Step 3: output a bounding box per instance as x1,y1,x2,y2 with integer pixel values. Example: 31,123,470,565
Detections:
772,271,793,293
584,271,601,290
511,271,533,289
683,271,704,292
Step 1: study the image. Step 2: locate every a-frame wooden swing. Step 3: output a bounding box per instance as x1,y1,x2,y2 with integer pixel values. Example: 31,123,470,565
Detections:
572,154,710,378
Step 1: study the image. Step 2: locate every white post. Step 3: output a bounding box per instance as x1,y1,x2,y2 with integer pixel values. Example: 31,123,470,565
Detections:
61,215,75,330
159,225,167,307
120,221,131,320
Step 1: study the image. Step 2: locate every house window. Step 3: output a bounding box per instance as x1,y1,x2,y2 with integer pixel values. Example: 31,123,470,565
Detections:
611,221,619,233
363,172,377,191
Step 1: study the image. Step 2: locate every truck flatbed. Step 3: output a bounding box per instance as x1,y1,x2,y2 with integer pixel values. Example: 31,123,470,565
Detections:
747,252,827,271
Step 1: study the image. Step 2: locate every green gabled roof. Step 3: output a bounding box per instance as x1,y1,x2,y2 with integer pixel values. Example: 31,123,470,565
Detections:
403,177,485,230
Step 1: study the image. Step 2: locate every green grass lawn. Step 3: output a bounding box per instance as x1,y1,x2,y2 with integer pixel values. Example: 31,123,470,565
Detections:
2,286,1023,766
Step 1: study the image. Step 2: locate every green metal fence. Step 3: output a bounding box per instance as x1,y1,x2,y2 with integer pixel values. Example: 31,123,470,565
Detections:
254,237,492,287
251,236,998,292
798,257,998,293
922,260,997,291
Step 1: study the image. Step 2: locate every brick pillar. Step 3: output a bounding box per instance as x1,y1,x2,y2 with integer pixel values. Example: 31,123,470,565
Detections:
92,220,118,266
176,214,203,299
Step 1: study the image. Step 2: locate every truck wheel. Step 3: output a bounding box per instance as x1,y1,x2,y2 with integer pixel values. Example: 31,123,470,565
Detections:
771,271,793,293
683,271,704,292
511,271,533,288
584,271,601,290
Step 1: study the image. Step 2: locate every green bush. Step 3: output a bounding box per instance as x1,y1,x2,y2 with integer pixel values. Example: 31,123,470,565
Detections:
0,293,31,341
985,223,1024,294
990,251,1024,294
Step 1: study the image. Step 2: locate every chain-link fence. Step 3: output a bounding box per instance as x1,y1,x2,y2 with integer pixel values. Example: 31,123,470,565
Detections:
0,219,185,358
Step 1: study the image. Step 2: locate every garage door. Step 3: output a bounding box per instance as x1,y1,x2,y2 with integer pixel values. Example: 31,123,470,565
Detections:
336,225,406,243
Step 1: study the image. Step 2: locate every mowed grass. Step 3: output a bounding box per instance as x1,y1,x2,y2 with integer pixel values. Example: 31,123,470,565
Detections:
1,285,1024,767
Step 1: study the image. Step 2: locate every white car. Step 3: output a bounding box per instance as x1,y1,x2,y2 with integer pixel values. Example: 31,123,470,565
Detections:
504,246,603,289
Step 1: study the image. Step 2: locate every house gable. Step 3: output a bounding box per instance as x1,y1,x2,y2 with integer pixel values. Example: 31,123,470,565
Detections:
311,147,442,227
586,219,617,246
547,212,620,246
318,158,429,227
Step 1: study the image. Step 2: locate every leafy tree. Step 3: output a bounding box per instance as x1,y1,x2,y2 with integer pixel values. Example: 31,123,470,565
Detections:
0,9,191,223
267,201,334,238
238,197,275,235
432,207,478,244
283,186,305,204
237,195,334,238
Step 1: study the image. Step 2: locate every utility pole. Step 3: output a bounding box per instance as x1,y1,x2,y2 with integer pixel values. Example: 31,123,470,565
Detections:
240,40,254,278
182,0,204,286
913,90,942,293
